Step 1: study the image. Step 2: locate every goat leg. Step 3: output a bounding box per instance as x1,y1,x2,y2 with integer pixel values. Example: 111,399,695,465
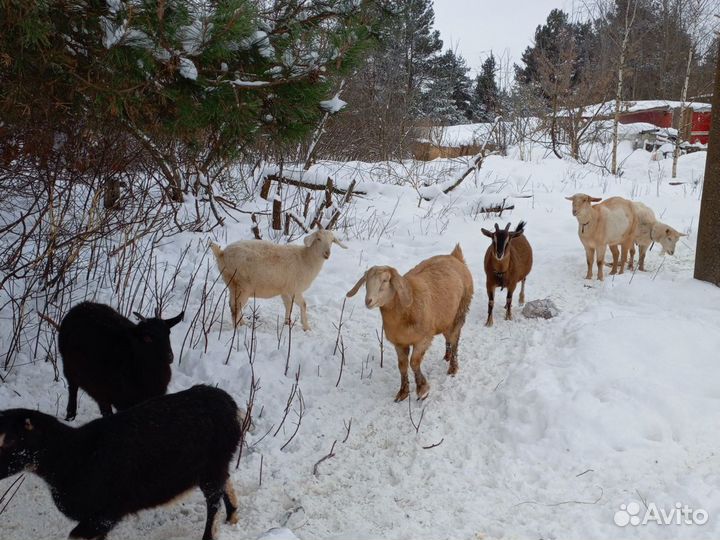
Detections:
595,245,606,281
505,285,515,321
618,244,628,275
65,381,78,421
609,245,620,275
69,516,118,540
201,484,224,540
584,246,594,279
485,286,495,327
411,338,432,400
223,479,239,524
394,345,410,402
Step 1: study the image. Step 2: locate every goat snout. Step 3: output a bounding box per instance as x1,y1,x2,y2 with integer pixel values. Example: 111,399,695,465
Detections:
323,249,331,259
365,297,376,308
572,209,578,216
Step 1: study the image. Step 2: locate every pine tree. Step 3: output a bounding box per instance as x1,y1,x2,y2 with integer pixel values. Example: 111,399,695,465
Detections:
0,0,374,200
418,49,474,123
474,53,500,121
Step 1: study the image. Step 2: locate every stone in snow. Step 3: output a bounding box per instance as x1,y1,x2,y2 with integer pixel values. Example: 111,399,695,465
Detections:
522,298,559,319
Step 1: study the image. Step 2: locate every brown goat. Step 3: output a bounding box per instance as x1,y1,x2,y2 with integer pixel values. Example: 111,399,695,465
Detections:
346,245,474,402
482,222,533,327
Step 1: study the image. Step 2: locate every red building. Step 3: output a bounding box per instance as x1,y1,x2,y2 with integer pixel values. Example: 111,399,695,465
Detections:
614,101,712,145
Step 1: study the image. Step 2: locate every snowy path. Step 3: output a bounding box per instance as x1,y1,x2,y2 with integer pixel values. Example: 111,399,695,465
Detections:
1,150,719,540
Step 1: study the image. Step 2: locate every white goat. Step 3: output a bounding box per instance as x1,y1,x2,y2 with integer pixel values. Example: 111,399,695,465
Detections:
565,194,637,281
626,201,686,271
210,230,347,331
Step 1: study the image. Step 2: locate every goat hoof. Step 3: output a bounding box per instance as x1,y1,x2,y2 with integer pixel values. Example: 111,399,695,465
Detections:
227,512,239,525
302,325,311,332
485,319,493,327
65,414,76,422
416,385,430,400
394,389,409,402
447,363,458,376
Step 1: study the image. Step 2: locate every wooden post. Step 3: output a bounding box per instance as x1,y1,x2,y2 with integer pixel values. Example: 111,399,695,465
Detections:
272,184,282,231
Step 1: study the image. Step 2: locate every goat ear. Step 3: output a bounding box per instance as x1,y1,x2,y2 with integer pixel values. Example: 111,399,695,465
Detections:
132,311,146,321
332,235,348,249
303,232,318,247
564,196,574,201
163,311,184,328
390,269,413,308
481,228,493,238
346,272,367,297
590,196,602,202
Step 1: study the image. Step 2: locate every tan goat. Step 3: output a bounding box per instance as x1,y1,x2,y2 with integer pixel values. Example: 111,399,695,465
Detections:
346,245,473,402
626,202,686,271
482,222,533,327
565,194,637,281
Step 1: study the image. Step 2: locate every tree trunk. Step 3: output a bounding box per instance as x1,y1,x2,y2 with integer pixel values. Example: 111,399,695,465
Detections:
103,178,121,209
612,0,636,176
672,47,693,179
694,43,720,286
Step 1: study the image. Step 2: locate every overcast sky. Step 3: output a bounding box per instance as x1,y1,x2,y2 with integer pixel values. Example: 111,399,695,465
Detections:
432,0,581,78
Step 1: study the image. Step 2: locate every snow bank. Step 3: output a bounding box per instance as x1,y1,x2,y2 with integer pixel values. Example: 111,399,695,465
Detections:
0,141,717,540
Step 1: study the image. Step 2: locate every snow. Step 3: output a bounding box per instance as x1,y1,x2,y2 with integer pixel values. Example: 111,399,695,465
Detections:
1,140,719,540
416,121,504,147
179,58,198,80
319,95,347,114
579,100,712,117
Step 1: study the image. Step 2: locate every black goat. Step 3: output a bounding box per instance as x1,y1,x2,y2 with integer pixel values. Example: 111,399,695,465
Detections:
58,301,184,420
0,385,243,540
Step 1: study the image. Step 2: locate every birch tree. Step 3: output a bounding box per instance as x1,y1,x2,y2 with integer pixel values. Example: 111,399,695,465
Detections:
611,0,638,176
672,0,719,178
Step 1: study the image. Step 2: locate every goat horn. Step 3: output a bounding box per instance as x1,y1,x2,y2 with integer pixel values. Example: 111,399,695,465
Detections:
505,222,511,231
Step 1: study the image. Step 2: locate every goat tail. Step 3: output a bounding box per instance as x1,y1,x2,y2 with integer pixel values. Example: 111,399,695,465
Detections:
209,242,224,263
515,221,527,234
450,243,466,264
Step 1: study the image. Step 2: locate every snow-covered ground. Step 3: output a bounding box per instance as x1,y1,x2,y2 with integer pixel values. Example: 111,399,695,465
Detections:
1,142,719,540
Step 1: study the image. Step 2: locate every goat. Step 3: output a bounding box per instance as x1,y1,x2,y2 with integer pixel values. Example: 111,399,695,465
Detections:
565,194,637,280
59,301,184,420
346,245,473,402
0,385,244,540
481,221,533,327
210,229,346,331
626,201,686,271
